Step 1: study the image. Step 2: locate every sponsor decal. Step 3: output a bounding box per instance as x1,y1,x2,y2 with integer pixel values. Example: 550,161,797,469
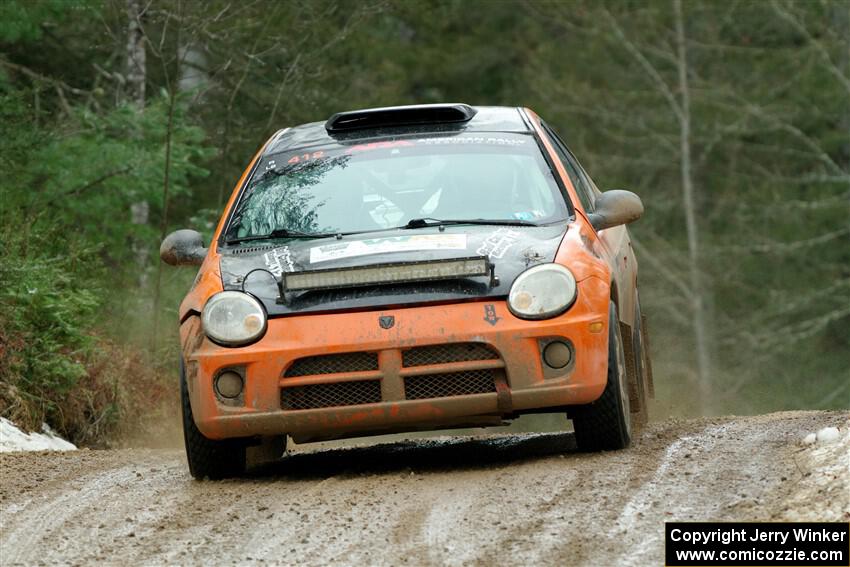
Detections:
286,150,325,164
477,228,521,259
513,210,545,221
483,304,501,326
417,136,527,146
263,246,295,276
346,141,414,154
309,234,467,264
522,247,546,266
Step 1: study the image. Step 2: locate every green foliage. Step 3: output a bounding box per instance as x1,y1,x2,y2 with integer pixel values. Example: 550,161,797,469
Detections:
0,80,211,439
0,138,110,434
0,229,100,403
3,93,210,265
0,0,89,43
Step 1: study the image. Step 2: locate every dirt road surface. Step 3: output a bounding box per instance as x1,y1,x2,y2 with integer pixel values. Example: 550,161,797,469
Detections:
1,410,847,566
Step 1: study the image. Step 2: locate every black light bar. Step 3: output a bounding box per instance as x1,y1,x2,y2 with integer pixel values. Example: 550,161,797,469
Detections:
282,256,491,293
325,104,478,133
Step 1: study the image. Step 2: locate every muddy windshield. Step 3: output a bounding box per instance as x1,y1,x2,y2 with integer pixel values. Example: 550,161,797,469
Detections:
224,133,568,241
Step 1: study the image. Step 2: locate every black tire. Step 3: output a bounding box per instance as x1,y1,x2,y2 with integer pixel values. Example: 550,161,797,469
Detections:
181,362,246,480
629,296,650,430
571,302,632,451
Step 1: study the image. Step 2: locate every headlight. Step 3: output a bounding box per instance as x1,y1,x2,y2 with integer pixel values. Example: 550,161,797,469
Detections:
201,291,267,346
508,264,577,320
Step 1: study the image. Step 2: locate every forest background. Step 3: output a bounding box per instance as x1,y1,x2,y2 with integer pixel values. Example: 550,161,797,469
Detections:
1,0,847,445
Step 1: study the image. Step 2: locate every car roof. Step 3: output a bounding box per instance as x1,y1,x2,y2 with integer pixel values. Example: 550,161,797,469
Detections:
264,105,531,155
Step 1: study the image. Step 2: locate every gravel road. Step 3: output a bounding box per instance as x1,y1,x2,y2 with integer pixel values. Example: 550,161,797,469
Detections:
1,410,847,566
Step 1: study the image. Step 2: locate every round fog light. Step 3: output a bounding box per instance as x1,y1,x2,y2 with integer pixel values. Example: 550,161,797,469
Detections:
215,371,244,399
543,341,572,369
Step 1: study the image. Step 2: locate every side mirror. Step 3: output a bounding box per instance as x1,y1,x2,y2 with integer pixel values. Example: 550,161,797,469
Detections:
587,190,644,231
160,229,208,266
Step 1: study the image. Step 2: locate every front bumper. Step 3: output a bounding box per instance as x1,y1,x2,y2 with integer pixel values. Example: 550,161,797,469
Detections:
181,276,611,441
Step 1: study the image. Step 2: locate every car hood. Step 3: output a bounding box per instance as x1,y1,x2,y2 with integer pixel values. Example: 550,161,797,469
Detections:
218,224,569,316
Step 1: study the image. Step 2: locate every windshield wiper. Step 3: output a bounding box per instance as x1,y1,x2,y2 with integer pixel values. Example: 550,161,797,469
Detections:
227,218,542,246
402,217,539,229
225,228,336,245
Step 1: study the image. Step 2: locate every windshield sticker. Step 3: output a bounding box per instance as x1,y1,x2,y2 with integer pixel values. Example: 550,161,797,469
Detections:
310,234,467,264
263,246,295,276
417,137,527,146
477,228,521,259
514,211,546,221
287,151,324,164
346,141,415,154
339,137,527,157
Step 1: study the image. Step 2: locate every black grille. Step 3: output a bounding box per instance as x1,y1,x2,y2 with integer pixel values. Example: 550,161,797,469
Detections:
281,380,382,410
404,370,497,400
284,352,379,377
402,343,499,367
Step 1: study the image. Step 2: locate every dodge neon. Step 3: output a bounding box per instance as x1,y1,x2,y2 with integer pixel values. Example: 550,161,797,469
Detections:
161,104,653,479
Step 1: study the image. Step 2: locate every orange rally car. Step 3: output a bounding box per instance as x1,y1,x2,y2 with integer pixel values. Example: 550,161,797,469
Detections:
161,104,653,479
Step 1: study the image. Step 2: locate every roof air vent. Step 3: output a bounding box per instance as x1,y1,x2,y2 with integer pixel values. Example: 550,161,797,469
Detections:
325,103,477,133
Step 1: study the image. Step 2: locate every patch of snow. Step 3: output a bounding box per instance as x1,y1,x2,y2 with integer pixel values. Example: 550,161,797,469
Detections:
816,426,840,443
801,426,842,446
0,417,76,452
784,420,850,521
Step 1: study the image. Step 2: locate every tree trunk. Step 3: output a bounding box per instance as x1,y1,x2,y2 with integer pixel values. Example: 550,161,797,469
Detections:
126,0,149,289
125,0,146,108
674,0,712,411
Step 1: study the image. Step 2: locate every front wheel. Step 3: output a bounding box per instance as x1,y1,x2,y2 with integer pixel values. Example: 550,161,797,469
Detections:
570,301,632,451
181,362,246,480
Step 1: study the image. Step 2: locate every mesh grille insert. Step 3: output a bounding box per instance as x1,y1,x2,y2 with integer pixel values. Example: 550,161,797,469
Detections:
402,343,499,367
284,352,379,377
404,370,497,400
281,380,382,410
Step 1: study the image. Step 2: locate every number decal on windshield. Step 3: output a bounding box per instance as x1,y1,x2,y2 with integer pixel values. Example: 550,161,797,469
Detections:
287,151,325,164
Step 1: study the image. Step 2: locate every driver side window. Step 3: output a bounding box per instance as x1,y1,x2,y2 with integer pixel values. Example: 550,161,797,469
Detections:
542,123,596,213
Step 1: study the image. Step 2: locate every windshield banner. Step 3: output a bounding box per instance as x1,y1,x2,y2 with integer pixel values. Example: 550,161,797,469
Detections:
309,234,467,264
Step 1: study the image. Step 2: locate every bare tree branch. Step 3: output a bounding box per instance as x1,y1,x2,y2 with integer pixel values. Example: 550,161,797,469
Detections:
632,236,694,301
0,59,89,96
601,7,683,121
43,166,134,206
719,227,850,254
771,0,850,95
